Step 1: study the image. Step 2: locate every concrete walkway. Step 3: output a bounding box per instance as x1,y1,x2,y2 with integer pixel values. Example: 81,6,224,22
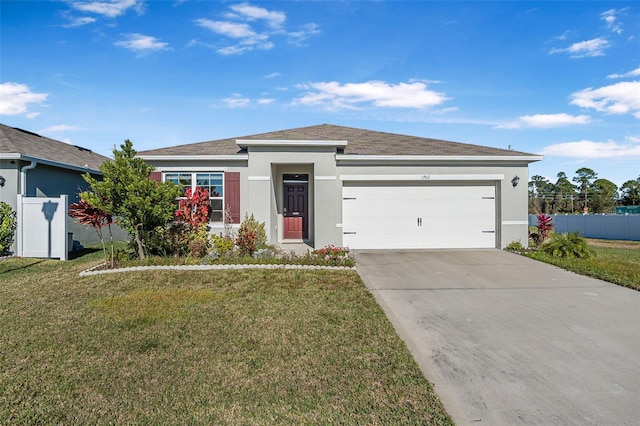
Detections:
355,249,640,426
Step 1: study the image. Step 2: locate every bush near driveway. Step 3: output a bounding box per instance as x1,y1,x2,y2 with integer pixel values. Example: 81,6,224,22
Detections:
0,250,453,425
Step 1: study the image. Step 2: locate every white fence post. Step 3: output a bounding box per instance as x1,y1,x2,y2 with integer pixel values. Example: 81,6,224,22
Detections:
17,195,68,260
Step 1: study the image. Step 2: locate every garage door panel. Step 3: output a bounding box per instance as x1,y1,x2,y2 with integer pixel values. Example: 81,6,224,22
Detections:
342,183,496,249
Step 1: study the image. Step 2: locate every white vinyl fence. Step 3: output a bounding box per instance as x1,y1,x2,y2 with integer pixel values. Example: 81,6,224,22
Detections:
529,214,640,241
17,195,68,260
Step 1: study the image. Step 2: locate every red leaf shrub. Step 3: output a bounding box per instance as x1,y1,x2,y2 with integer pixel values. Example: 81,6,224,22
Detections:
175,186,210,229
536,213,554,241
68,198,115,266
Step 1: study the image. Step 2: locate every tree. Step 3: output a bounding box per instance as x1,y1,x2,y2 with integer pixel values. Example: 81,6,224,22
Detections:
572,167,597,212
529,175,554,214
589,179,618,213
620,177,640,206
553,172,577,213
81,140,181,259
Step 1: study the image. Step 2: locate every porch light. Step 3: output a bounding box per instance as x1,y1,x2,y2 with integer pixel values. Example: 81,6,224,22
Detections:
511,175,520,187
0,175,5,187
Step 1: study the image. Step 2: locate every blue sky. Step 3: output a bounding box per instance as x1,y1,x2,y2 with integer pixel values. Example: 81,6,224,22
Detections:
1,1,639,187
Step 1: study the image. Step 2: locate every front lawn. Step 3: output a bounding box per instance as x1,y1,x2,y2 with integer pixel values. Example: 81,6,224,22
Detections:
525,239,640,291
0,250,453,425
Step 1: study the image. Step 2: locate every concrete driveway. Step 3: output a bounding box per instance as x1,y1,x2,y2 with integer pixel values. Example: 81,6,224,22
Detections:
355,249,640,426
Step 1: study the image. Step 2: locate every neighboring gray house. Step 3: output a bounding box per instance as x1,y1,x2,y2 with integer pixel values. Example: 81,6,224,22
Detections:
0,123,112,253
139,124,542,249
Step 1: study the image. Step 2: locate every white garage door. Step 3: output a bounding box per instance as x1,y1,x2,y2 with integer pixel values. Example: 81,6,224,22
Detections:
342,183,496,249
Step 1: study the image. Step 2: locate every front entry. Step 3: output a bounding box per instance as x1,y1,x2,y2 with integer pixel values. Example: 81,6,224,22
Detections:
283,174,309,239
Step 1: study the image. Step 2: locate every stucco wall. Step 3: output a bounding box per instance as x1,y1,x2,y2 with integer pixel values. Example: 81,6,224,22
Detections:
246,146,338,248
143,155,533,249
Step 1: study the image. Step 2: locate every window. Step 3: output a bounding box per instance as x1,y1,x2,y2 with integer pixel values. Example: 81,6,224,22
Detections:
165,172,224,222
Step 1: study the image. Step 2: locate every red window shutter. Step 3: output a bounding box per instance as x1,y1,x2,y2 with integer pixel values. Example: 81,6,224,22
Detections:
224,172,240,223
149,171,162,183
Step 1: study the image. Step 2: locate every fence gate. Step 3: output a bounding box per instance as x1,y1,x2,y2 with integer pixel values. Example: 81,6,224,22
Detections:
17,195,68,260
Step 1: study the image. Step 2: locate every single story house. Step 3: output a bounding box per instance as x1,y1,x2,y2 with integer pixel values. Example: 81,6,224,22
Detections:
0,123,113,254
138,124,542,250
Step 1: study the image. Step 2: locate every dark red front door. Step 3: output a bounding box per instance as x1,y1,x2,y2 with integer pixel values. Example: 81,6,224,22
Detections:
283,181,308,239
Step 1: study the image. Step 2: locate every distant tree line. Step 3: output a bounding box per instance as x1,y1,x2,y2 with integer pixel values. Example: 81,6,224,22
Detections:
528,167,640,214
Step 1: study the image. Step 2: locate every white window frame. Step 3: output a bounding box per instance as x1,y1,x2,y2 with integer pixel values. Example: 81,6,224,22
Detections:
163,172,225,223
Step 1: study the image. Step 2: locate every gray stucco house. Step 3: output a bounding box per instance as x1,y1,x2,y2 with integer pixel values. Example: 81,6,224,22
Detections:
0,123,112,253
0,123,109,210
138,124,542,249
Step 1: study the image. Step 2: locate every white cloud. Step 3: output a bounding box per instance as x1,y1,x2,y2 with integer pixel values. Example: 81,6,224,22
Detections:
607,67,640,79
601,9,623,34
498,113,592,129
570,81,640,118
549,37,610,58
68,0,143,18
39,125,81,133
265,72,281,79
287,23,321,46
222,95,251,108
195,3,317,55
228,3,285,29
62,15,97,28
540,139,640,158
115,33,169,54
0,82,48,116
258,98,275,105
293,80,449,110
195,18,272,54
195,19,256,39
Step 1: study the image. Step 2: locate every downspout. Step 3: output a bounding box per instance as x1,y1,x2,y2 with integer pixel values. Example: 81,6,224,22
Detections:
20,160,38,195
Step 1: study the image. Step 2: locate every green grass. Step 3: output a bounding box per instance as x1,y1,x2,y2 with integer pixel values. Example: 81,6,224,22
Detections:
526,242,640,291
0,250,453,425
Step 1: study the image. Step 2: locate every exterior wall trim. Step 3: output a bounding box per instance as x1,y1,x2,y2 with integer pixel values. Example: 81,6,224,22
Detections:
248,176,271,181
137,155,249,161
337,154,543,162
340,174,505,181
502,221,529,225
4,153,102,174
154,166,228,172
315,176,337,180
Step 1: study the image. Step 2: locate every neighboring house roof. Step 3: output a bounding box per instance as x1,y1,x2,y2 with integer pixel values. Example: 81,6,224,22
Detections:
0,123,109,173
137,123,536,157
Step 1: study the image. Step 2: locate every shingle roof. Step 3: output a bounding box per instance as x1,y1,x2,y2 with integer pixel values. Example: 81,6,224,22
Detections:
138,124,534,157
0,124,109,172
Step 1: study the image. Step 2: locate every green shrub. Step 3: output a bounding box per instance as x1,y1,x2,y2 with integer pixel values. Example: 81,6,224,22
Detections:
146,222,191,257
211,233,234,255
188,226,210,258
505,240,525,253
0,202,17,256
541,232,593,259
